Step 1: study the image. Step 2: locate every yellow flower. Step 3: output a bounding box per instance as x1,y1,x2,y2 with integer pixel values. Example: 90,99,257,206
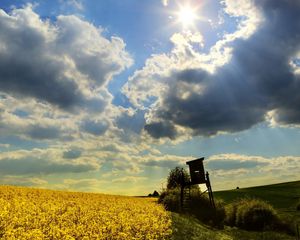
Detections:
0,186,172,239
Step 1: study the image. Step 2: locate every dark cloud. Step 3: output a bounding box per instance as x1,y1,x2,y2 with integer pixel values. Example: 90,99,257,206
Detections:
272,109,300,125
0,51,83,110
144,121,177,139
175,69,209,84
80,119,108,136
26,125,61,140
0,7,131,111
145,0,300,138
116,110,145,134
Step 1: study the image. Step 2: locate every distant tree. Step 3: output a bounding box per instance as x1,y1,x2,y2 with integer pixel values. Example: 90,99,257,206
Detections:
152,190,159,197
167,167,190,189
148,193,152,197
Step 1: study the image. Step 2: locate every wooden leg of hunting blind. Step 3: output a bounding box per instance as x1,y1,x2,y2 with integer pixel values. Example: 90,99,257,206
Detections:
180,169,184,212
205,171,215,209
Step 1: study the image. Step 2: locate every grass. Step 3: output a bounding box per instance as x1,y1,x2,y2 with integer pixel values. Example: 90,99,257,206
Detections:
214,181,300,210
171,212,294,240
171,180,300,239
214,180,300,225
171,212,231,240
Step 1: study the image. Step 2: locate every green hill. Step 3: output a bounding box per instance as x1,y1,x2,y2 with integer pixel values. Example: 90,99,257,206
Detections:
214,180,300,228
214,180,300,209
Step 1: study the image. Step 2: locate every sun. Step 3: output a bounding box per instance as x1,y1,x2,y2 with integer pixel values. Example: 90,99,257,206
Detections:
177,5,198,28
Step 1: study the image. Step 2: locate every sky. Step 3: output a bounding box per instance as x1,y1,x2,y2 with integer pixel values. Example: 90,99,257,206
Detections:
0,0,299,195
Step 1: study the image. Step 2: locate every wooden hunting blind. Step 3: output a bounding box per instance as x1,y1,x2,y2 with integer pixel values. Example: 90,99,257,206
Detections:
181,157,216,210
186,157,206,184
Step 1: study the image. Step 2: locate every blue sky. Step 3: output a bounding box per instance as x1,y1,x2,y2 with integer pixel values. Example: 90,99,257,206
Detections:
0,0,299,195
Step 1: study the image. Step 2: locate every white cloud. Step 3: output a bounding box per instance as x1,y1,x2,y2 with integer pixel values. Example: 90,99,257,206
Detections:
62,178,109,192
0,5,132,112
123,0,300,140
0,5,137,145
0,176,48,187
0,148,101,175
0,1,299,195
112,176,148,183
122,4,261,110
206,154,300,190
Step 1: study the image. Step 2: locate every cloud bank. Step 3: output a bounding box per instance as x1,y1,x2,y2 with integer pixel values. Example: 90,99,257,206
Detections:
0,149,100,175
124,0,300,139
0,1,299,194
0,5,132,112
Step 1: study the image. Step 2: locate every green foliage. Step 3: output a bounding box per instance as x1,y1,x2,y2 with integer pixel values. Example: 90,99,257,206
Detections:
152,190,159,197
160,166,225,227
188,188,225,228
148,190,159,197
171,212,295,240
159,187,225,227
167,167,190,189
224,200,238,227
275,214,297,235
225,198,279,231
236,199,277,230
158,188,181,212
215,181,300,235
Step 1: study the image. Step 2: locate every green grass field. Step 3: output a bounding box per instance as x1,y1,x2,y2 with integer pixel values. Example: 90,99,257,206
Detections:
214,180,300,224
214,180,300,209
172,180,300,239
171,213,295,240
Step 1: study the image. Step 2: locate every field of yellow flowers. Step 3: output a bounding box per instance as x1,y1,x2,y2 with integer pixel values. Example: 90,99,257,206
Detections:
0,185,172,239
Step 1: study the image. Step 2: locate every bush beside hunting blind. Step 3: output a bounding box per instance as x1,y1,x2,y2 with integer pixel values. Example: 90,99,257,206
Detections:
186,157,206,184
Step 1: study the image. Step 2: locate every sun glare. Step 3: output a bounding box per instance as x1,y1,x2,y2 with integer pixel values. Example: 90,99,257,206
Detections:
177,5,197,27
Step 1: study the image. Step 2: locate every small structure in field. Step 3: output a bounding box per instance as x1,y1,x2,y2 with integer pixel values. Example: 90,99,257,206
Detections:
186,157,206,184
180,157,215,210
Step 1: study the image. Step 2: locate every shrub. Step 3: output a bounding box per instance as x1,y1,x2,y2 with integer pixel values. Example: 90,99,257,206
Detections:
148,190,159,197
225,200,239,227
158,188,181,212
225,198,279,231
188,189,225,227
275,214,296,235
159,187,225,227
152,190,159,197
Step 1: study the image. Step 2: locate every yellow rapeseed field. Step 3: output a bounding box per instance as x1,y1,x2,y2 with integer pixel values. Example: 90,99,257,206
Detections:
0,185,172,239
